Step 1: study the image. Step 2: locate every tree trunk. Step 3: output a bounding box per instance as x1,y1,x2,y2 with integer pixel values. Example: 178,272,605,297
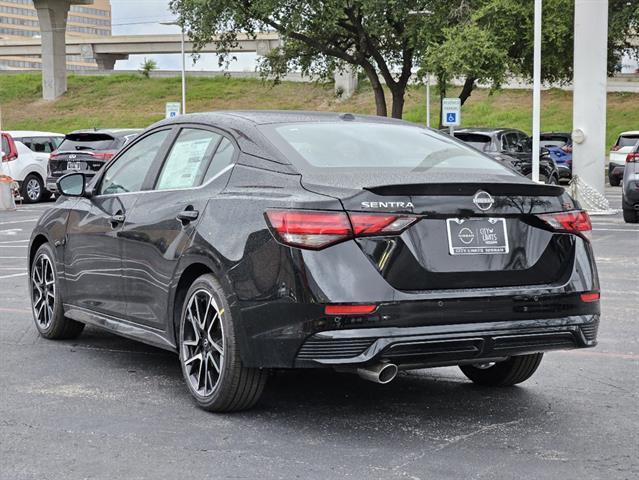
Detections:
458,76,477,106
390,89,405,119
361,64,387,117
437,73,447,129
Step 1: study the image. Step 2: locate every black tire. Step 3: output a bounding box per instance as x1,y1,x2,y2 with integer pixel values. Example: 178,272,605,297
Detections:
548,174,559,185
623,207,638,224
30,243,85,339
21,173,45,203
609,176,621,187
178,274,267,412
459,353,543,386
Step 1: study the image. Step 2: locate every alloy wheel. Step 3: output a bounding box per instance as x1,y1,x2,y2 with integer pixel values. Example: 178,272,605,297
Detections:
26,178,41,201
31,253,55,329
181,289,225,397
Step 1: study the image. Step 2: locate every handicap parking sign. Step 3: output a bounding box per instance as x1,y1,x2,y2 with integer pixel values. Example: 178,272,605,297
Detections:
442,98,461,126
446,113,457,123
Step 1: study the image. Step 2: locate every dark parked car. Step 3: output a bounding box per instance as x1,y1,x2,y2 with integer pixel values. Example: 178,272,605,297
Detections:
29,112,600,412
540,131,572,182
47,129,141,192
622,142,639,223
454,128,560,184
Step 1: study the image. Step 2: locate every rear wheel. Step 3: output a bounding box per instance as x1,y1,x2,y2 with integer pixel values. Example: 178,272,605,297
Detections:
459,353,543,386
623,207,638,223
30,243,85,339
21,174,44,203
609,175,621,187
178,274,267,412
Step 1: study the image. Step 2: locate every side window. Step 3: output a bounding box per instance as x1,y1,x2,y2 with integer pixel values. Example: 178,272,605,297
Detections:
52,137,64,149
30,138,55,153
99,130,170,195
156,128,221,190
203,137,236,183
502,133,517,152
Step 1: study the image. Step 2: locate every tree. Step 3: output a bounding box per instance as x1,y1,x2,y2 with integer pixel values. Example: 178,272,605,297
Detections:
139,58,158,78
423,0,639,121
170,0,460,118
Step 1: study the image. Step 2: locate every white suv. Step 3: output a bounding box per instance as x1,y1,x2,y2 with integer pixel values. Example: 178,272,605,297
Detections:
609,131,639,186
1,131,62,203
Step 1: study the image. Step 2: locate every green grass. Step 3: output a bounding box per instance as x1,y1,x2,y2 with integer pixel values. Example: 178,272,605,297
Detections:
1,73,636,150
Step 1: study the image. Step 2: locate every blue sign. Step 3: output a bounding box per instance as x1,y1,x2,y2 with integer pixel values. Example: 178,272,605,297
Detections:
169,111,177,118
446,113,457,123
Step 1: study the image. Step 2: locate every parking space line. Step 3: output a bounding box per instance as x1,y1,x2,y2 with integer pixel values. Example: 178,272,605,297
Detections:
558,350,639,360
593,228,639,233
0,257,26,259
0,240,29,244
0,219,39,226
0,272,27,279
0,307,31,314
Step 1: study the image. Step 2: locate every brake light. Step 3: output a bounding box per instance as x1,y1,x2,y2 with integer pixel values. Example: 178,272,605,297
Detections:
265,210,419,249
325,304,377,315
49,150,59,159
93,152,114,161
1,133,18,162
626,153,639,163
537,210,592,234
580,292,600,303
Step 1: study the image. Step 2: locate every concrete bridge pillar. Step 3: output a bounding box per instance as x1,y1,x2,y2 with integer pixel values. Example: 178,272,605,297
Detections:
95,54,128,70
334,65,358,99
33,0,94,100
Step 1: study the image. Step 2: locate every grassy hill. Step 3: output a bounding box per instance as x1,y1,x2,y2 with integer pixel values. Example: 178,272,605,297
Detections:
1,73,636,149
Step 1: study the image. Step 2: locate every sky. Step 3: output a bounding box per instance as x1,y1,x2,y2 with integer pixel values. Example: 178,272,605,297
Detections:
110,0,258,71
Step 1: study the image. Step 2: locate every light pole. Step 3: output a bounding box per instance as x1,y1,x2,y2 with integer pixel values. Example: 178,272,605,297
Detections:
408,10,433,128
160,21,187,115
531,0,542,183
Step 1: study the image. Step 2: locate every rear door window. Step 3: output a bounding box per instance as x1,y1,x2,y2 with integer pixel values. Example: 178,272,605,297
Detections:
156,128,222,190
454,133,493,152
203,137,236,183
616,135,639,148
22,137,56,153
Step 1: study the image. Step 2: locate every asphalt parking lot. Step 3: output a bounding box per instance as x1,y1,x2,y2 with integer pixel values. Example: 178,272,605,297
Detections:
0,187,637,480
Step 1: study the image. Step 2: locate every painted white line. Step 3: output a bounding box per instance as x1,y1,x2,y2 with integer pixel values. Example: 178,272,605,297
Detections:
0,246,28,248
0,272,27,279
593,228,639,233
0,268,27,271
0,257,26,259
0,239,29,244
0,219,39,226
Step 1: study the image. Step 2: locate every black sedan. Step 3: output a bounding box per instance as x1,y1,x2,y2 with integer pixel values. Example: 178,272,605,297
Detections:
29,111,600,412
454,128,560,184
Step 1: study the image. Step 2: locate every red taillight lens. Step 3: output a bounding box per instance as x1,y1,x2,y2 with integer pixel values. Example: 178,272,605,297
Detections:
537,210,592,235
93,152,114,161
265,210,352,249
1,133,18,162
325,304,377,315
49,150,59,159
626,153,638,163
580,292,600,303
265,210,419,249
349,213,418,235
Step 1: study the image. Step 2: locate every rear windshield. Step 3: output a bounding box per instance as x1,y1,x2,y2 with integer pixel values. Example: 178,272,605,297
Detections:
616,135,639,148
454,133,493,152
58,133,118,152
262,122,512,175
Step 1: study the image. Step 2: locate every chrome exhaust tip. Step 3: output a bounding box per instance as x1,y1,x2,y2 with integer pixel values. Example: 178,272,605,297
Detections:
356,363,398,384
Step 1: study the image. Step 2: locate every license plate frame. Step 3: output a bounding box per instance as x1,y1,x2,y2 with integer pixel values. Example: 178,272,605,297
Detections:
446,217,509,255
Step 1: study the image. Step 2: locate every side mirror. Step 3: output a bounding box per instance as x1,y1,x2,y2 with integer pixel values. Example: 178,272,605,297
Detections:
57,172,86,197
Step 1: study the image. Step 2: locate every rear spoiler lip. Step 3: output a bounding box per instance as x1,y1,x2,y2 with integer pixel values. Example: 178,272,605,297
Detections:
364,182,565,197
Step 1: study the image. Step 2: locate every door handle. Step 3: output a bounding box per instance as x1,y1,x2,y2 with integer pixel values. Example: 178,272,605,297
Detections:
110,213,126,228
177,209,199,224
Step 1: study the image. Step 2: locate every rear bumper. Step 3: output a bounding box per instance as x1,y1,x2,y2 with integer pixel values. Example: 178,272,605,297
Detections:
609,162,625,179
294,315,599,368
557,164,572,180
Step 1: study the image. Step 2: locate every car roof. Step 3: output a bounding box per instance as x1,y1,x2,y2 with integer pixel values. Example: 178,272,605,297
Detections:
617,131,639,137
5,130,64,137
156,110,412,127
67,128,143,137
453,128,516,135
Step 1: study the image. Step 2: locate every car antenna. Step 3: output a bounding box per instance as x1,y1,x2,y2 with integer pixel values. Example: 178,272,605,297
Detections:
339,113,356,121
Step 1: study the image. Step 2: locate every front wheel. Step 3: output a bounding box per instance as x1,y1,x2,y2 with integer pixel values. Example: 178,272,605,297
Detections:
459,353,543,386
623,207,638,223
609,176,621,187
178,274,267,412
30,243,85,339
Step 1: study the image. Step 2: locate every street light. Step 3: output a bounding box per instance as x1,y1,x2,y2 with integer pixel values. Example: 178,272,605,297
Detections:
160,21,186,115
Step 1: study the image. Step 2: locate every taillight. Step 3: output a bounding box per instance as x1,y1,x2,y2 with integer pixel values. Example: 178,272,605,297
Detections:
93,152,114,161
1,133,18,162
49,151,59,159
626,153,638,163
265,210,419,249
537,210,592,236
